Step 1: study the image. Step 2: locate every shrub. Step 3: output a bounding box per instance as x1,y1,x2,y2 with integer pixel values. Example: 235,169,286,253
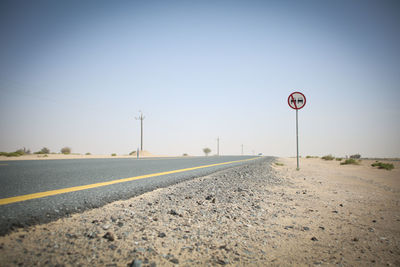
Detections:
0,149,29,157
350,154,361,159
35,147,50,154
203,148,211,156
321,155,335,160
111,153,117,156
6,152,21,157
61,147,71,154
340,158,360,165
275,162,284,166
129,151,137,155
335,158,342,161
371,161,394,170
183,153,188,156
15,149,25,156
85,152,91,155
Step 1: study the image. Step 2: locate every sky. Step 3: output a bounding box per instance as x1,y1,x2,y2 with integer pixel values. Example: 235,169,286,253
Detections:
0,0,399,157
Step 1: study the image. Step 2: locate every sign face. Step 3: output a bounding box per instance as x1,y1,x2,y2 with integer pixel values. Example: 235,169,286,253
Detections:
288,92,306,110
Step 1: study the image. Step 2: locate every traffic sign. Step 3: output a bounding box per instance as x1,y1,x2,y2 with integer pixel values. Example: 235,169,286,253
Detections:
288,92,306,110
288,91,306,170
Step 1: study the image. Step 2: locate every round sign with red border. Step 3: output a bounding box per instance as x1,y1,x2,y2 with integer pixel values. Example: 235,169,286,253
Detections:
288,92,306,110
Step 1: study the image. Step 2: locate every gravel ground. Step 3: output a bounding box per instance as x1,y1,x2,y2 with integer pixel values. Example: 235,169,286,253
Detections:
1,156,399,266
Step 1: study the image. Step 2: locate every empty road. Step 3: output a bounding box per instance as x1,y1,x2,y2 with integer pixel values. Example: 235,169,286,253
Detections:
0,156,264,234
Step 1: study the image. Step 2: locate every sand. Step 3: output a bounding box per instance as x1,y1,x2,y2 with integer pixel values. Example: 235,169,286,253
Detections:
0,157,399,266
0,150,166,161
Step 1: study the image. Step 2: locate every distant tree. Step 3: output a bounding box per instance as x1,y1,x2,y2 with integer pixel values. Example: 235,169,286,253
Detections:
111,153,117,156
85,152,91,155
39,147,50,154
203,148,211,156
61,147,71,154
350,154,361,159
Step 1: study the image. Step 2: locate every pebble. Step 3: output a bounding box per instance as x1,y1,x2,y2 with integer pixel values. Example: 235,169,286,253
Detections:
168,210,180,216
102,224,111,230
103,232,115,241
130,259,142,267
86,231,98,239
158,232,166,238
169,258,179,264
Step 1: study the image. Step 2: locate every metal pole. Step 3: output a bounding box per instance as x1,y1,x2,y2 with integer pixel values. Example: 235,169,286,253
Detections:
296,109,299,170
140,116,143,151
135,112,145,152
217,137,219,156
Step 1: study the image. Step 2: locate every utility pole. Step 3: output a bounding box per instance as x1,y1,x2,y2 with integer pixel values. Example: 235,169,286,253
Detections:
241,144,243,155
217,137,220,156
135,111,145,151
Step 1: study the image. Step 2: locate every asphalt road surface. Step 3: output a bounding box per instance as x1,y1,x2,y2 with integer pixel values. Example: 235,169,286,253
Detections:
0,156,264,235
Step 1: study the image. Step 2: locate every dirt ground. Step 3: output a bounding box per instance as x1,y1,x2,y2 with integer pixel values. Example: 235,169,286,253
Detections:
0,157,399,266
0,151,166,161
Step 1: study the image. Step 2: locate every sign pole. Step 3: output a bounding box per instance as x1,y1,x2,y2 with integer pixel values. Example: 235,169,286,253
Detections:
296,109,299,170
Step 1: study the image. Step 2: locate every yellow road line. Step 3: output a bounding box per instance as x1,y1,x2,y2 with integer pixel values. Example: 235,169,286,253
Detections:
0,157,258,206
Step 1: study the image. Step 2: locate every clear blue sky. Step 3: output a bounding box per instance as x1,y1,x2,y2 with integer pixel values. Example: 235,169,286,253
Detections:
0,0,399,157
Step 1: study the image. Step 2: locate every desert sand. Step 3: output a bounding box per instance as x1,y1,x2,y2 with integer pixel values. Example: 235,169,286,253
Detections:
0,157,399,266
0,150,166,161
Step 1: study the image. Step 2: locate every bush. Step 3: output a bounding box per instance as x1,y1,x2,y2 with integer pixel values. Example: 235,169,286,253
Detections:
350,154,361,159
335,158,342,161
15,149,25,156
85,152,91,155
371,161,394,170
35,147,50,154
5,152,21,157
340,158,360,165
0,148,30,157
183,153,188,156
321,155,335,160
111,153,117,156
129,151,137,155
61,147,71,154
275,162,284,166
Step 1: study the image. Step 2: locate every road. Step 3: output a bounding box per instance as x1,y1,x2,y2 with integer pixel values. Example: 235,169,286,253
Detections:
0,156,263,235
